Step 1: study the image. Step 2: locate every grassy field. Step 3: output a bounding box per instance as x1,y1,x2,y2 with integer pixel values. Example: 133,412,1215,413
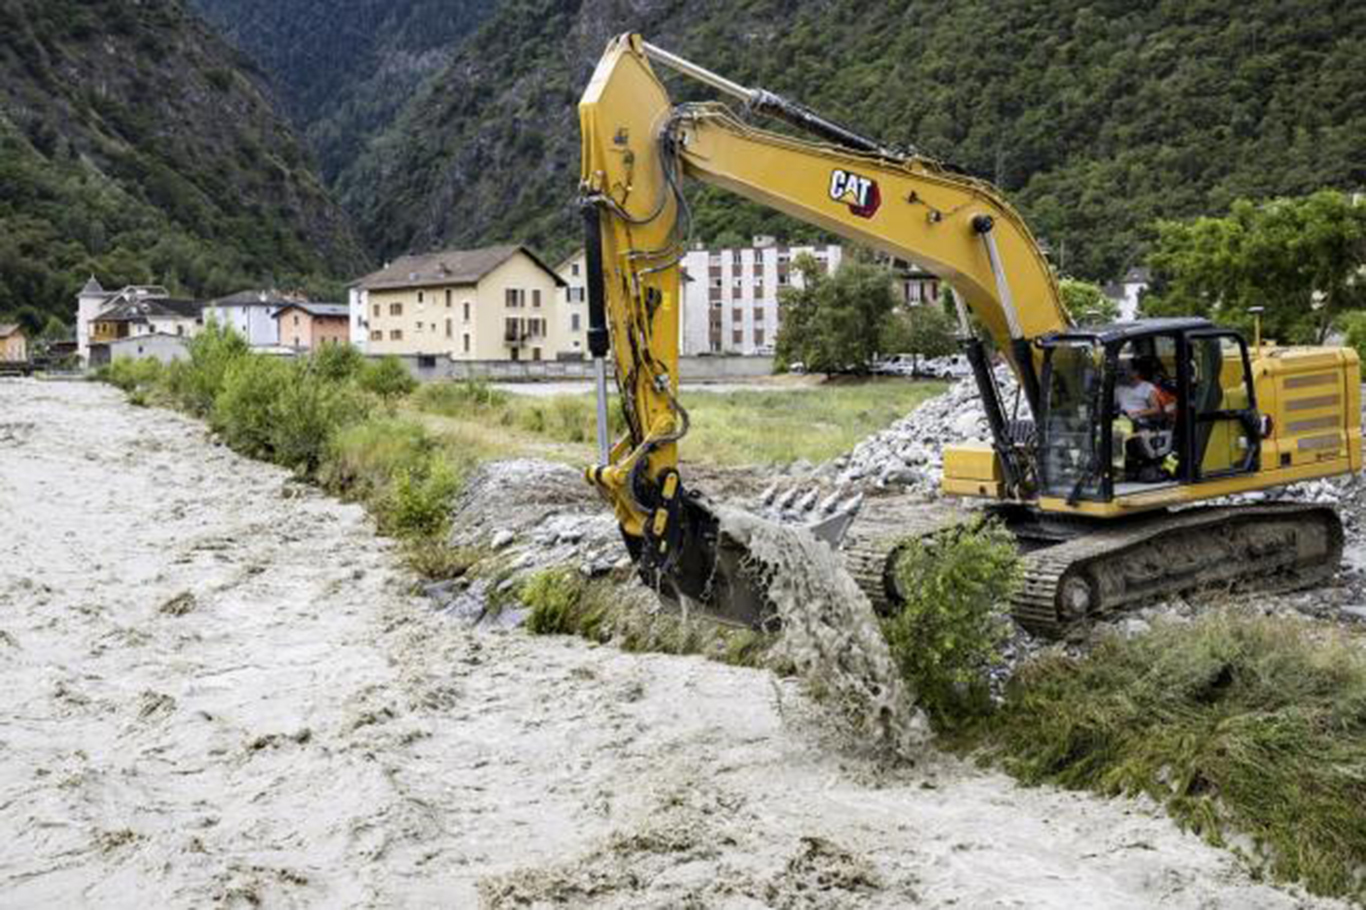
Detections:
409,377,946,468
679,379,945,465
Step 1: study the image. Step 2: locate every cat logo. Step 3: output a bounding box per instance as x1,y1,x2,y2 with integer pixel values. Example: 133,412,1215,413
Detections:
829,168,881,218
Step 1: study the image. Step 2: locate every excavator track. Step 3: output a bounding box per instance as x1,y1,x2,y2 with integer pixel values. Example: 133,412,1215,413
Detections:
1009,503,1343,637
842,501,1343,639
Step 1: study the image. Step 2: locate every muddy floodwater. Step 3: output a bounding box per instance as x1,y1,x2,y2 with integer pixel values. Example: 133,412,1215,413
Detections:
0,379,1346,908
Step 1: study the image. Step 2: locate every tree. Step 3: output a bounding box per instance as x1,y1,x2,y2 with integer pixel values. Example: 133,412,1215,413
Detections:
1059,278,1119,325
880,303,959,372
1144,191,1366,344
775,255,899,373
359,355,418,404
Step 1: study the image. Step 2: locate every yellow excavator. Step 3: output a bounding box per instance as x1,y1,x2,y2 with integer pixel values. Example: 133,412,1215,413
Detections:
577,34,1361,636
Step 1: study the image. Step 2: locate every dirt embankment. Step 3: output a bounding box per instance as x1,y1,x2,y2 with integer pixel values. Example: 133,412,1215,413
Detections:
0,379,1346,908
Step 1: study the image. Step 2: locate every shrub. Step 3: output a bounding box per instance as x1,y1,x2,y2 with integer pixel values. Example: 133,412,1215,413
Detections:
269,365,371,473
211,355,292,458
180,320,249,414
359,355,417,403
882,518,1021,726
319,416,436,502
104,356,163,393
319,415,465,540
402,541,485,580
309,342,366,383
385,458,461,540
522,566,587,634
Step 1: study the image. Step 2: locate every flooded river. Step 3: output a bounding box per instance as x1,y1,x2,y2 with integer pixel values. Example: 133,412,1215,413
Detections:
0,379,1342,908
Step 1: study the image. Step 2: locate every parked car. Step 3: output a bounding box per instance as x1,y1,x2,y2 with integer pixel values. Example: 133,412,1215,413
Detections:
916,355,971,379
872,354,917,376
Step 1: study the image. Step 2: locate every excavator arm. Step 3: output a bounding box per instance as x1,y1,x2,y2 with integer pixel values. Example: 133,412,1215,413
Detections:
578,34,1071,624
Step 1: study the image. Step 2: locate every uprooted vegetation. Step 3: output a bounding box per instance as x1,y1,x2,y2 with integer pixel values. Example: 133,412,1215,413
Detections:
518,566,771,666
882,519,1021,727
975,612,1366,901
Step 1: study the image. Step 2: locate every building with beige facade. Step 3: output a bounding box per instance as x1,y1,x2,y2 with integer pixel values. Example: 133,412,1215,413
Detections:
0,324,27,362
351,245,572,361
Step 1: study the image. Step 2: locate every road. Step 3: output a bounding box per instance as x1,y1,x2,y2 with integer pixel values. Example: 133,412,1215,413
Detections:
0,379,1341,908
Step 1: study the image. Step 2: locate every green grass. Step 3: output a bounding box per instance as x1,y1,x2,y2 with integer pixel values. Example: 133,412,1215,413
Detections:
413,379,625,447
972,612,1366,900
678,378,946,465
518,565,774,665
410,377,946,467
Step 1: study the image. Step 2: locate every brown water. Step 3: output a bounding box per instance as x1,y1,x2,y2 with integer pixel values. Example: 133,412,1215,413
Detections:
0,379,1345,909
716,506,929,760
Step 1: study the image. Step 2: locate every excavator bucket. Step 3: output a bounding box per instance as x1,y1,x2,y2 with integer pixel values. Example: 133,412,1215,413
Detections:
634,492,859,630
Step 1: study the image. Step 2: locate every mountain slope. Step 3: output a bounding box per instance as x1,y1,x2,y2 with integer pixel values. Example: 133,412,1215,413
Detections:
0,0,366,327
341,0,1366,279
189,0,496,184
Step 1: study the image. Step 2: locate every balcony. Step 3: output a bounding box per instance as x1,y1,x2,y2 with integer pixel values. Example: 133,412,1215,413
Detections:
504,327,546,345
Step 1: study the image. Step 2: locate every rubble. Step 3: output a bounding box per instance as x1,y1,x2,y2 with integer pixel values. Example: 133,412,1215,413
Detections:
428,459,632,625
815,366,1020,494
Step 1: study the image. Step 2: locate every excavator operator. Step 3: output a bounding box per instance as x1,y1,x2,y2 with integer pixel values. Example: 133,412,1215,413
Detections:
1115,357,1178,482
1114,360,1162,420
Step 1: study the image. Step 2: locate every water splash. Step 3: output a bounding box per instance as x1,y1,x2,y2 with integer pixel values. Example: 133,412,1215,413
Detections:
715,507,928,760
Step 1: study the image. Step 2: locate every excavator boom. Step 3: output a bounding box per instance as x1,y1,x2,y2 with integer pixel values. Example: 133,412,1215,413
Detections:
578,34,1066,623
578,34,1359,631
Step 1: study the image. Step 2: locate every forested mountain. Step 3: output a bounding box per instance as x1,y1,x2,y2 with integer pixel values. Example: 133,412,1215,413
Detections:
189,0,497,184
0,0,366,328
339,0,1366,279
6,0,1361,334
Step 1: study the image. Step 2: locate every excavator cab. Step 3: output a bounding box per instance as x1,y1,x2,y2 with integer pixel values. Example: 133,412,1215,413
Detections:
1036,318,1262,508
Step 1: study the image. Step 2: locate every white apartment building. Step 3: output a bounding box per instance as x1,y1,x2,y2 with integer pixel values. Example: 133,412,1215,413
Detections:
348,284,369,351
203,289,306,347
554,249,589,358
680,236,843,355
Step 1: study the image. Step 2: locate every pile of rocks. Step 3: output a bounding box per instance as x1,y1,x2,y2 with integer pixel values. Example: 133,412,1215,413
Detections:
424,459,632,627
816,367,1019,494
